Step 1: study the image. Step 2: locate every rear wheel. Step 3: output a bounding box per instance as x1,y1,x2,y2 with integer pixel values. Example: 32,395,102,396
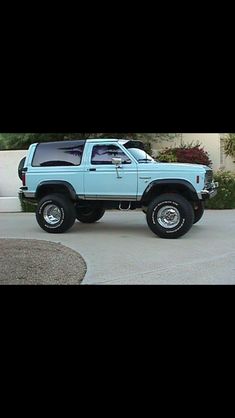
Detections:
76,206,105,223
36,194,76,233
146,193,195,239
193,201,205,224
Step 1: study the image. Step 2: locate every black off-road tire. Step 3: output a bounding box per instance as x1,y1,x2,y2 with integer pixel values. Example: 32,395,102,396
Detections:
18,157,26,180
193,201,205,224
146,193,195,239
36,194,76,233
76,207,105,223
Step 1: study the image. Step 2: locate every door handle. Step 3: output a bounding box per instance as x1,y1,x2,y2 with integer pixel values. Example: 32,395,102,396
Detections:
139,177,151,179
88,168,96,171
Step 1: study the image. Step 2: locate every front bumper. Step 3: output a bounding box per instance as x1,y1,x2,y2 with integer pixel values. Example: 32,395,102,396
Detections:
199,182,219,200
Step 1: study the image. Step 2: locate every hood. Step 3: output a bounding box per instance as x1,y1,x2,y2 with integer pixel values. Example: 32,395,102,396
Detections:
140,161,210,172
160,162,210,171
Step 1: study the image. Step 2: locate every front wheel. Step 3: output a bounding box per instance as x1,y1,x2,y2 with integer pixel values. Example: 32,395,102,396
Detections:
36,194,76,233
146,193,195,239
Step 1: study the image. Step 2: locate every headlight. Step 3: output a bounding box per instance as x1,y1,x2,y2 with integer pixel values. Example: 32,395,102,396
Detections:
204,169,213,188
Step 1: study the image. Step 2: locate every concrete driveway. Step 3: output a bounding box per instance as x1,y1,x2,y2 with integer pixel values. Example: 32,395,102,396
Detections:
0,210,235,284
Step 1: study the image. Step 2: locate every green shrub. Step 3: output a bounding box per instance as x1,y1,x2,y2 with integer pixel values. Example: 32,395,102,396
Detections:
205,171,235,209
224,133,235,161
157,143,212,167
18,193,36,213
143,141,153,156
157,150,177,163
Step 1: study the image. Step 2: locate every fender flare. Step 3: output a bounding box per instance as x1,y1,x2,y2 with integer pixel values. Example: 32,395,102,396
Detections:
35,180,77,200
141,179,198,203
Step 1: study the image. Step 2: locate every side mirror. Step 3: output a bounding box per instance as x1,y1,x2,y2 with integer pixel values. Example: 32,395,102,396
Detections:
112,157,122,166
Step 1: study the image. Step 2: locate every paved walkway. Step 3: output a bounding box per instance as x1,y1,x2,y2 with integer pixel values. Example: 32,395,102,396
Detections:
0,210,235,284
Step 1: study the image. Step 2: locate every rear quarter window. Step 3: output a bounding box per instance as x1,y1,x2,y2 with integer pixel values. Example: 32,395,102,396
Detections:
32,141,85,167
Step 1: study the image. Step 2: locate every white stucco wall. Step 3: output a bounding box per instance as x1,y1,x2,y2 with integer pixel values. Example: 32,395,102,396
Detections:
182,133,221,171
0,150,26,212
0,150,26,197
224,155,235,171
152,133,224,171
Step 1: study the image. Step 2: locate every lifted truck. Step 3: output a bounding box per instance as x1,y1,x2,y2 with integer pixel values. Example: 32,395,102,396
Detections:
18,138,218,238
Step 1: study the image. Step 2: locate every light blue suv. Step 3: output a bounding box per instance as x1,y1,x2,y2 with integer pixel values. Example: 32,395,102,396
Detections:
19,138,218,238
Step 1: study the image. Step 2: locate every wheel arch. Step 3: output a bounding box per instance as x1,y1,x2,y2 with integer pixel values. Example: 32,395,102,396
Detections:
141,179,198,205
35,181,77,201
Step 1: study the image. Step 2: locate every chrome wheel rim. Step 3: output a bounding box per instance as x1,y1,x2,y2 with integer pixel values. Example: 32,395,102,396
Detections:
43,204,62,225
157,206,180,229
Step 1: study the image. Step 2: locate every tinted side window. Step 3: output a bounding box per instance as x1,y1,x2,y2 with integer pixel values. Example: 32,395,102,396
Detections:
91,145,132,165
32,141,85,167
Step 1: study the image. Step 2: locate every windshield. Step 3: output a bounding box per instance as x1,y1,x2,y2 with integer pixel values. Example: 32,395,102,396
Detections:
126,147,154,163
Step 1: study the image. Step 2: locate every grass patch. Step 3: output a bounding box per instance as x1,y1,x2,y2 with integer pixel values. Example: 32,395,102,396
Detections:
18,193,36,212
